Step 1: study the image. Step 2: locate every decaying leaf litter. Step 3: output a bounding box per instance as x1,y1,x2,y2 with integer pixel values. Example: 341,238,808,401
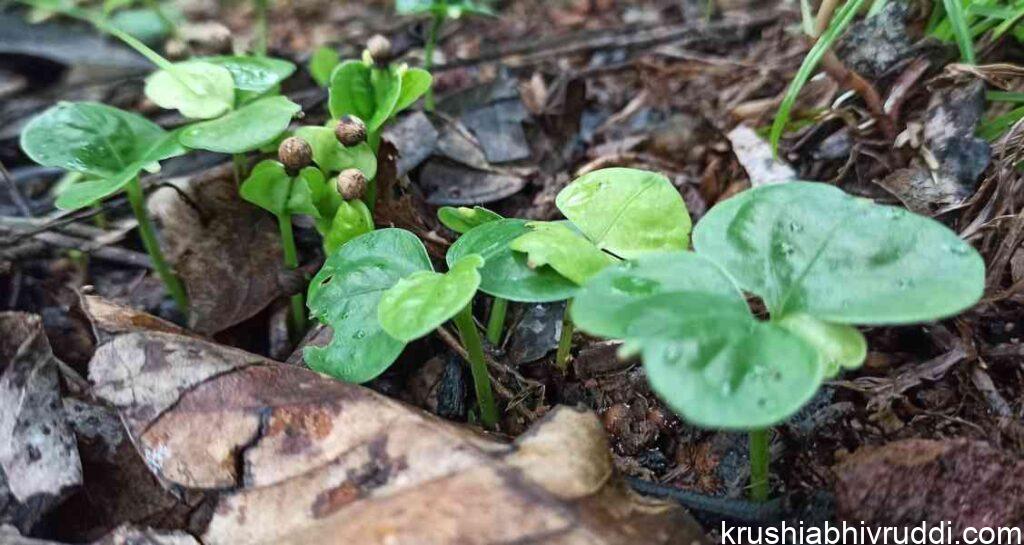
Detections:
2,0,1024,542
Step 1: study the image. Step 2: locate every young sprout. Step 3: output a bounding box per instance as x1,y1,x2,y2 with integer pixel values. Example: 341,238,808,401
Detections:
447,168,690,370
306,228,498,427
437,206,505,343
20,102,188,314
570,181,985,501
395,0,495,111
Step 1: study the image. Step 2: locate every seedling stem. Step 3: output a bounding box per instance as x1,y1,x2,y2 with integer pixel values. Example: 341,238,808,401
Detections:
749,428,770,501
555,302,574,372
485,297,507,345
276,213,307,336
124,177,189,314
423,11,444,111
254,0,269,56
453,303,498,427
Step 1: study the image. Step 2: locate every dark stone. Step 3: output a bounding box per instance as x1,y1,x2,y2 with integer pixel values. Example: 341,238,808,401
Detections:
836,2,914,78
924,80,991,188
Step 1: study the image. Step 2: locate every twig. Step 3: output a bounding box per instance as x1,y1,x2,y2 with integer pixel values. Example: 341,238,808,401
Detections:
819,51,895,140
0,160,32,217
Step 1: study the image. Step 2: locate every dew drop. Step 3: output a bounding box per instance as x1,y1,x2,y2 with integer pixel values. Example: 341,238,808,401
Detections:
611,276,659,296
353,330,366,339
787,221,803,233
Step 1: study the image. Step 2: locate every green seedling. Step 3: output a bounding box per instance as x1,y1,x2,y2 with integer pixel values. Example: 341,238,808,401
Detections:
20,102,189,313
438,205,505,342
308,46,341,87
570,181,985,501
447,167,690,369
306,228,498,426
395,0,493,110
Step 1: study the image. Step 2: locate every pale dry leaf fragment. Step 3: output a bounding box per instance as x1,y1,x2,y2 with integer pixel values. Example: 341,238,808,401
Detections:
726,124,796,186
0,313,82,529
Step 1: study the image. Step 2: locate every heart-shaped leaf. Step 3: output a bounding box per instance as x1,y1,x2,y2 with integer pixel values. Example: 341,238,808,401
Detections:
692,181,986,324
324,200,374,253
447,219,578,303
178,96,300,154
642,319,823,430
202,55,296,95
21,102,185,209
144,60,235,119
438,206,502,234
379,254,484,343
556,168,691,259
305,228,432,383
239,160,293,216
777,313,866,377
328,61,402,131
510,221,616,285
293,125,378,178
570,252,744,340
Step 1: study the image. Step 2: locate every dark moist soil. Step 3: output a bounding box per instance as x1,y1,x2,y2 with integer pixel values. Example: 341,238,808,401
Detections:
3,0,1024,538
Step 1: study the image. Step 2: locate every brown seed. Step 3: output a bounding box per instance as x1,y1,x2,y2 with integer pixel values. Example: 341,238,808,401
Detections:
335,116,367,147
278,137,312,171
366,34,393,65
336,169,368,200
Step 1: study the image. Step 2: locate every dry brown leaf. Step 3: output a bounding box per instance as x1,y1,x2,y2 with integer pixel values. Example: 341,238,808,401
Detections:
151,165,295,335
0,524,199,545
85,301,708,545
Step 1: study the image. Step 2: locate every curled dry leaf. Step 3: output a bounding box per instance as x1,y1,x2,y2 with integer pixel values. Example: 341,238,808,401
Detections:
152,165,296,335
0,312,82,531
85,300,708,545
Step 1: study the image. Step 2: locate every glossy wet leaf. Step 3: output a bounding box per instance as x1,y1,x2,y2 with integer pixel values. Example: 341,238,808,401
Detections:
692,182,986,324
293,125,378,178
144,60,235,119
447,219,578,303
571,252,744,340
643,320,823,430
437,206,502,233
20,102,185,209
379,254,484,343
202,55,296,95
309,46,340,87
328,61,401,132
324,200,374,253
306,229,431,383
510,222,616,285
556,168,691,259
178,96,300,154
777,313,866,377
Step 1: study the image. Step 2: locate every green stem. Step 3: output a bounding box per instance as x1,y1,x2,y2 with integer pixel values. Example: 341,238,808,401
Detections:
125,177,188,314
749,428,770,502
276,213,306,336
254,0,269,56
555,301,574,371
452,304,498,428
423,12,444,111
233,154,246,186
485,297,507,345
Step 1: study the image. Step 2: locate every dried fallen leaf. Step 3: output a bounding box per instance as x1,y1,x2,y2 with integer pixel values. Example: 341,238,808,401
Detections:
152,165,295,335
0,523,199,545
0,312,82,531
86,302,708,545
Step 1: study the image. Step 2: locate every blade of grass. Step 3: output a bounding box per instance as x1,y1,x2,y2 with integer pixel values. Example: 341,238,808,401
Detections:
987,91,1024,103
943,0,977,64
978,105,1024,140
769,0,869,155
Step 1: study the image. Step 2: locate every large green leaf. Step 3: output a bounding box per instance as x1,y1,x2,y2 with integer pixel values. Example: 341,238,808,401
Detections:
509,221,616,285
447,219,578,303
20,102,185,209
305,228,431,383
328,60,402,131
643,319,823,430
437,206,502,234
293,125,378,177
144,60,235,119
202,55,296,95
571,252,745,340
178,96,300,154
556,168,691,259
692,182,986,324
378,254,484,343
